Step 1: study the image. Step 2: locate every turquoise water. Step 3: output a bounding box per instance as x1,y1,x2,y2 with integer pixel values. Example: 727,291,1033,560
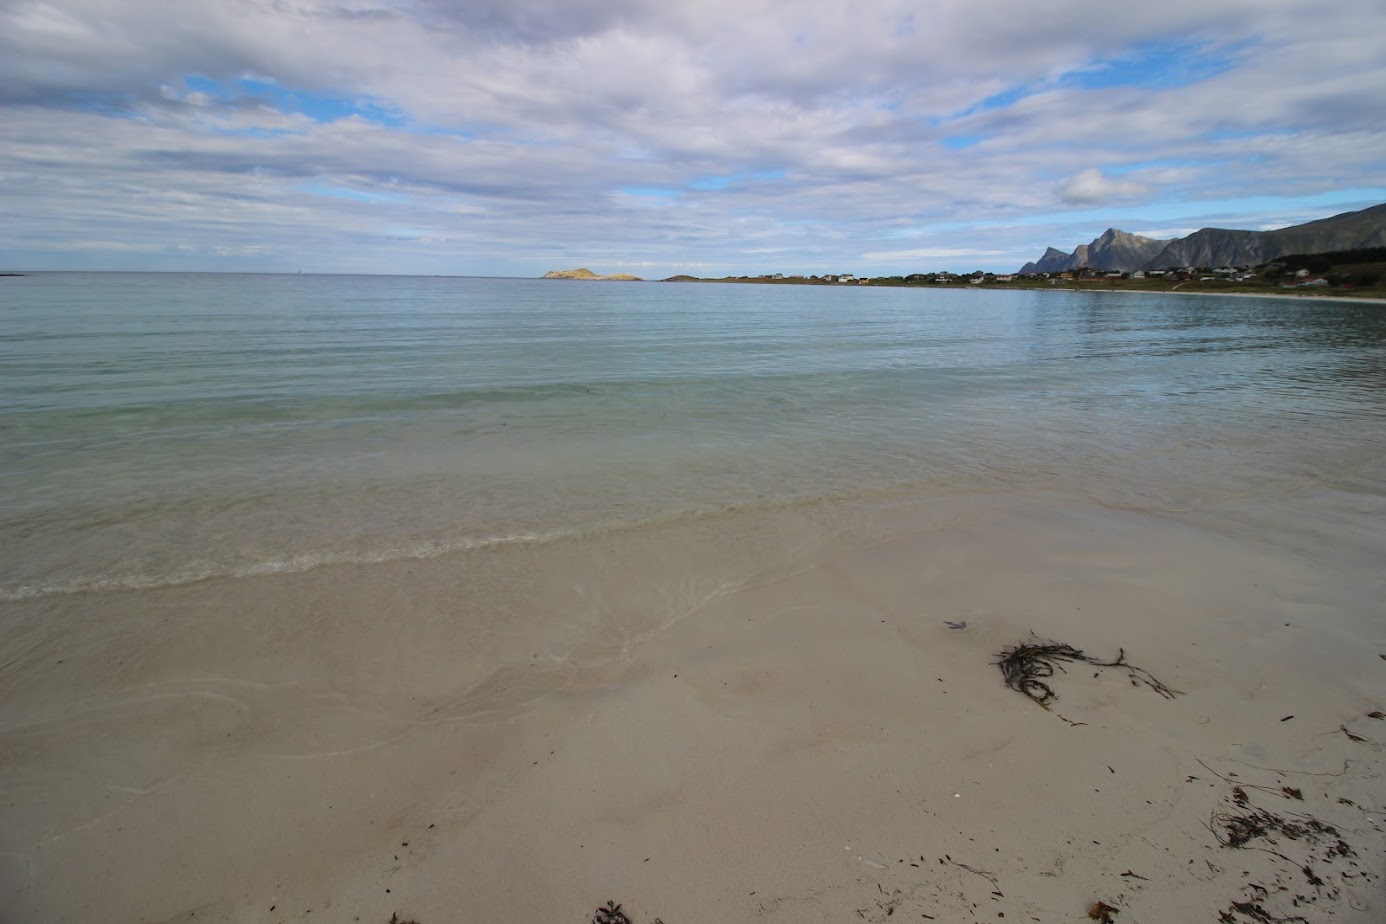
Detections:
3,272,1385,598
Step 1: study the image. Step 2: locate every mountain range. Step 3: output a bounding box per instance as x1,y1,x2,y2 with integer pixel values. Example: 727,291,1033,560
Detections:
1018,202,1386,274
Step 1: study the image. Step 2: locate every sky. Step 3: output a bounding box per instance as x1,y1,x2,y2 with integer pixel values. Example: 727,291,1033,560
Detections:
3,0,1385,277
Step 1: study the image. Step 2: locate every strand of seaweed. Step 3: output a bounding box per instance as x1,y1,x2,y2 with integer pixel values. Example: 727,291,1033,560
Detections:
994,637,1181,709
1196,759,1307,803
1218,895,1309,924
1203,773,1374,924
1225,758,1352,777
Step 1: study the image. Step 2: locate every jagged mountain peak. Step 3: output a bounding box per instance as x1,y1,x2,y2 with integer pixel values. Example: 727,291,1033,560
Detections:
1018,228,1168,274
1019,203,1386,274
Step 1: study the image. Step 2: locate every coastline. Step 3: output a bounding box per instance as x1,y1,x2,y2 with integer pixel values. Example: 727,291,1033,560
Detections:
958,285,1386,306
662,275,1386,304
1158,288,1386,306
4,487,1383,923
1029,283,1386,307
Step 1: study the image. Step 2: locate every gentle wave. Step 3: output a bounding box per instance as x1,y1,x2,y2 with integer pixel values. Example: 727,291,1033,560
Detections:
6,274,1386,603
0,529,566,601
0,479,936,602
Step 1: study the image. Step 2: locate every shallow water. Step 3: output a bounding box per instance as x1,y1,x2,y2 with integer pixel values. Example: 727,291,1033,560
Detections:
5,274,1386,924
3,273,1385,598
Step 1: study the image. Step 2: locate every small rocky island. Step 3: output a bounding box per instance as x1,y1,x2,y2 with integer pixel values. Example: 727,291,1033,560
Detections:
542,267,642,281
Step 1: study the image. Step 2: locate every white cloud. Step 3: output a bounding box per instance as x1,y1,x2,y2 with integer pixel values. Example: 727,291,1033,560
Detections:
1,0,1384,275
1056,169,1151,207
861,248,1011,262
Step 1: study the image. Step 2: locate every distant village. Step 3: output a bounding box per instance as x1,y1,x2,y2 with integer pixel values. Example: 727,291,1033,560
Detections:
665,204,1385,295
666,261,1370,293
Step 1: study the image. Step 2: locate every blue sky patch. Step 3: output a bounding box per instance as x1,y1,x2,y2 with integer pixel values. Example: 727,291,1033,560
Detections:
939,37,1249,128
182,75,406,127
1064,38,1249,92
940,134,984,151
300,183,408,204
955,84,1032,119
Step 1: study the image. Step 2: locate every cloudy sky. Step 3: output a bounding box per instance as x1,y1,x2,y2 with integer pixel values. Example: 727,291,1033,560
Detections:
3,0,1385,277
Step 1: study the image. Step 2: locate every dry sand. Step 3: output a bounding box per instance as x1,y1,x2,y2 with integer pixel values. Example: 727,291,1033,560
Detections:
3,489,1383,923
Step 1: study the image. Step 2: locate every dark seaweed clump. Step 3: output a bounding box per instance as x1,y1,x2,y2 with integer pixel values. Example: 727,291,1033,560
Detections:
593,900,663,924
995,639,1180,708
1213,807,1344,852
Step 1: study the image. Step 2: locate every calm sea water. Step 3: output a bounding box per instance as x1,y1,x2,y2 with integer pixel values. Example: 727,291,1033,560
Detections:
3,272,1384,599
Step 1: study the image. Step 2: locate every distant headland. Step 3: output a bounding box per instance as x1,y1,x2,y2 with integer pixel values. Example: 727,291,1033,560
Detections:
542,267,643,281
658,203,1386,300
1018,202,1386,274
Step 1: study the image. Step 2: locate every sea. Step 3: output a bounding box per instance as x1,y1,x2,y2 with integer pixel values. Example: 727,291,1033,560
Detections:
3,272,1385,603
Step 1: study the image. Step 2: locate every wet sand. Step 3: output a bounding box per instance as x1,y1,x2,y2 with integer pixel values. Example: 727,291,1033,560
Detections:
2,489,1384,922
1165,290,1386,307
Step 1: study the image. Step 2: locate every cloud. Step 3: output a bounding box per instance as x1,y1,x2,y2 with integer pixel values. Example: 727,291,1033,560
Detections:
1056,168,1151,206
861,248,1010,262
1,0,1384,275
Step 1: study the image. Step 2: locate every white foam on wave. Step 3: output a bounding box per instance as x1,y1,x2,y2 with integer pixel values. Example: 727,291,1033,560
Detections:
0,530,563,602
0,486,896,603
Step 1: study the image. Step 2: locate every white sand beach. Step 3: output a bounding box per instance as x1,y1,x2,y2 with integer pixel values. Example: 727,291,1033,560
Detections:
3,488,1383,923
